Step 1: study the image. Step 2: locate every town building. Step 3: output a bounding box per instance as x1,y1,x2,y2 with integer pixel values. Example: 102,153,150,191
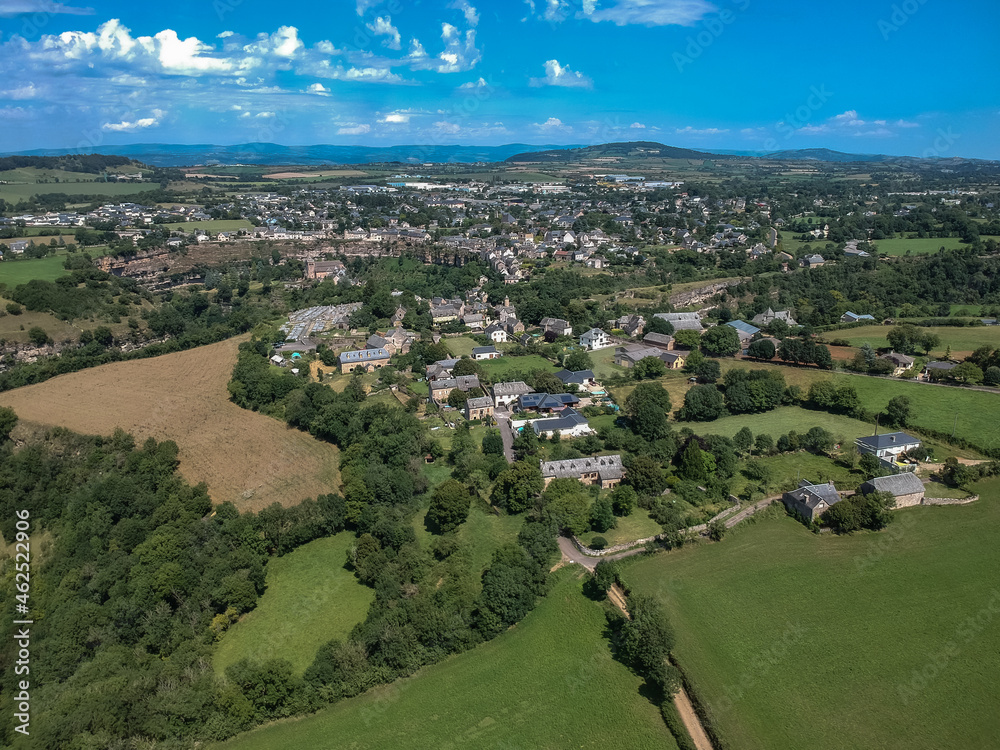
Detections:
539,454,625,489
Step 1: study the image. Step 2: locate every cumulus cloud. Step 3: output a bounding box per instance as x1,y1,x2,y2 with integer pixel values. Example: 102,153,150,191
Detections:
306,82,330,95
102,112,161,131
407,24,480,73
794,110,912,137
0,82,39,99
380,110,411,123
534,117,571,132
529,59,592,88
366,16,401,50
458,76,489,89
630,121,646,128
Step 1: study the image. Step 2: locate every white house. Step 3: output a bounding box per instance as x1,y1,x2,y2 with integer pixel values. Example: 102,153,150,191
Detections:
530,408,593,439
579,327,612,351
855,431,922,459
491,381,534,409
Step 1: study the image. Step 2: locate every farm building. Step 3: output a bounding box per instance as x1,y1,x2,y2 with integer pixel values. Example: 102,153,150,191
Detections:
855,431,922,460
751,308,798,327
339,348,390,373
642,332,675,350
472,345,501,360
555,369,596,387
859,472,926,508
725,320,761,343
782,480,842,523
841,311,876,323
540,454,625,489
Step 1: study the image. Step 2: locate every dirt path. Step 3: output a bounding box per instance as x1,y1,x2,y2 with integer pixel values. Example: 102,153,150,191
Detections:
605,584,715,750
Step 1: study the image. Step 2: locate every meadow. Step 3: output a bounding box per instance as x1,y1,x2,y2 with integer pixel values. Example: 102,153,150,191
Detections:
0,336,341,510
161,219,254,232
622,477,1000,750
479,354,555,379
0,180,154,202
719,360,999,450
0,254,74,285
826,324,1000,358
213,568,678,750
213,532,374,677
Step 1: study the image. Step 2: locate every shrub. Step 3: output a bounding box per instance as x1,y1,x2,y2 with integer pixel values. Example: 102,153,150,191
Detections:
590,536,608,550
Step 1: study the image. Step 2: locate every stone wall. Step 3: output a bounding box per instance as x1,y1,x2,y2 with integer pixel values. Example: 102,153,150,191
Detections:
922,495,979,506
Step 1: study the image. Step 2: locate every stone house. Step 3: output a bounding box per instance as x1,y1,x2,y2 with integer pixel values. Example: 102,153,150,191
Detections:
465,396,495,421
859,472,926,508
339,347,391,373
782,480,841,522
540,454,625,489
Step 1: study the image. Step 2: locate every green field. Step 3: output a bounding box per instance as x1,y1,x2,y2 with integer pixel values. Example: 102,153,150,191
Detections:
622,478,1000,750
442,335,479,357
827,324,1000,357
578,508,662,548
213,532,374,677
410,504,524,581
0,181,155,202
479,354,555,379
720,361,999,451
688,405,878,445
214,568,677,750
0,254,73,285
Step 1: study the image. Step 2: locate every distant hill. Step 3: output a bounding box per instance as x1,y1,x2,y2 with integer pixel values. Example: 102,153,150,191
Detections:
0,143,570,168
758,148,897,163
504,141,728,163
0,154,140,173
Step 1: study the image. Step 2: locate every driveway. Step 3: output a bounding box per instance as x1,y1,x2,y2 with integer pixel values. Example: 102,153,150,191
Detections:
494,407,516,464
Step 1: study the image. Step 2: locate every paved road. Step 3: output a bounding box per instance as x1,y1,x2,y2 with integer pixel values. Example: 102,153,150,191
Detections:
494,408,515,464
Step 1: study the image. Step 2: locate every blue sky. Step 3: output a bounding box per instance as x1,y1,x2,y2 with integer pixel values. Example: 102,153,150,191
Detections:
0,0,997,157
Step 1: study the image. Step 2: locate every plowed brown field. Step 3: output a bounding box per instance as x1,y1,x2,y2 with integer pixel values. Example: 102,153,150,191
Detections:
0,337,339,511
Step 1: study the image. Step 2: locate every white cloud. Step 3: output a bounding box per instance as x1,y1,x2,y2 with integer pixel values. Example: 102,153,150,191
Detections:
255,111,275,118
534,117,571,132
0,0,93,17
795,110,914,138
367,16,401,50
102,113,160,132
380,111,411,123
338,123,371,135
355,0,385,14
529,59,592,88
458,76,489,89
434,120,462,134
578,0,715,26
0,82,38,99
630,121,646,128
218,31,234,39
306,82,330,95
675,125,729,135
0,106,32,119
450,0,480,26
407,25,480,73
544,0,568,21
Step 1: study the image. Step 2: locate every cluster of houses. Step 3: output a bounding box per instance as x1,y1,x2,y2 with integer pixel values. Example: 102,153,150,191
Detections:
783,431,925,522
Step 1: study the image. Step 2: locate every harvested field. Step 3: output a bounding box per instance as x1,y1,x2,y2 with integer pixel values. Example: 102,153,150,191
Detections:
0,337,340,510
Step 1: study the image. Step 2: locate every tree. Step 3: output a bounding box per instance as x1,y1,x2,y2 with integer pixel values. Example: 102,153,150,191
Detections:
858,452,880,478
746,338,775,360
952,361,984,384
824,490,895,533
677,439,711,482
564,349,593,371
590,497,617,533
624,455,667,497
701,324,741,357
733,426,753,455
693,358,721,383
481,429,504,456
27,326,50,347
0,406,17,441
426,479,472,533
540,478,591,535
447,388,469,408
883,395,911,428
490,461,544,513
678,384,725,421
754,433,775,455
984,366,1000,387
672,329,701,350
634,356,667,380
647,317,675,336
610,484,637,516
707,518,726,542
593,559,619,594
452,358,481,377
624,382,672,441
804,426,834,454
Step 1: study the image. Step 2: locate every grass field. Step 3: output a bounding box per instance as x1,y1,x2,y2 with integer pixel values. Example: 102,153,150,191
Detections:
442,335,479,357
687,405,878,445
623,477,1000,750
411,504,524,581
720,360,999,450
214,567,677,750
0,336,341,510
213,532,373,677
0,254,72,285
874,236,971,255
578,508,662,548
826,325,1000,358
479,354,555,379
